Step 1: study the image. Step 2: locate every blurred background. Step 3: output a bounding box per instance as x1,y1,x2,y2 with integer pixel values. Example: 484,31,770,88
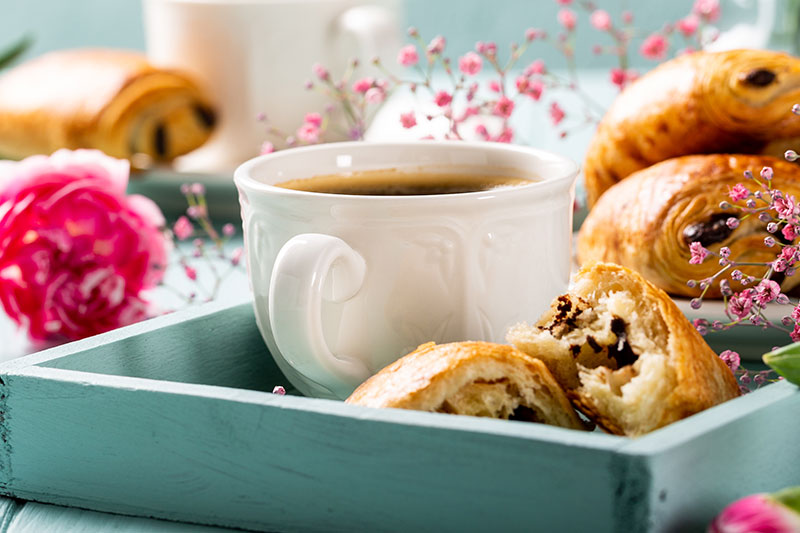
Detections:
4,0,800,67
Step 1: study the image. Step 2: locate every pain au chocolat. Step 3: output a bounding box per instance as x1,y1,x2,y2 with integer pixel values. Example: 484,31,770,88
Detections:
346,341,587,431
507,262,740,437
0,49,216,164
577,154,800,298
583,49,800,206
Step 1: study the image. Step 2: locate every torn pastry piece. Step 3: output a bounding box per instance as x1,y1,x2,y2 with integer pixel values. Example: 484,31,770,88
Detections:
0,48,216,164
345,341,587,431
507,262,740,437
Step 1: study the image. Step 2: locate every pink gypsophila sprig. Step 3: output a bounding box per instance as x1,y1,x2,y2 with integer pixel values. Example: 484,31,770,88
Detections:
0,149,168,341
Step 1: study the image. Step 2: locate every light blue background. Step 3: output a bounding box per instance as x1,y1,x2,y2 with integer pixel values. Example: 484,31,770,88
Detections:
4,0,794,67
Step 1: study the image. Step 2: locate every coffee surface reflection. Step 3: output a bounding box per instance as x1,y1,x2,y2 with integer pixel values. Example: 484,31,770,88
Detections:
274,168,535,196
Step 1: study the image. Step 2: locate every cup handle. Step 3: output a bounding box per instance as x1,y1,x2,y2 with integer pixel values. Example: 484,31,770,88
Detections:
269,233,369,395
336,4,400,63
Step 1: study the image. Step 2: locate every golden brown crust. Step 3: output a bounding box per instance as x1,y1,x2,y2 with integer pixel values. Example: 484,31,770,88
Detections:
509,262,740,437
578,154,800,298
346,341,586,430
0,48,216,163
572,263,741,435
584,49,800,206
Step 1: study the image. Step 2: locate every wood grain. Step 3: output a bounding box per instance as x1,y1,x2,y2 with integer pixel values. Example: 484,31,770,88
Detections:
0,300,796,532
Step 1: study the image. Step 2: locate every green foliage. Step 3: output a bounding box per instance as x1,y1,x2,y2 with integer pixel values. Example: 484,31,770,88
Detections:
0,35,32,71
762,343,800,386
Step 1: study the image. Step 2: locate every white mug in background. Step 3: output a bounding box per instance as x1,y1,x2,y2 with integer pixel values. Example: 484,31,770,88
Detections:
235,142,579,399
143,0,402,173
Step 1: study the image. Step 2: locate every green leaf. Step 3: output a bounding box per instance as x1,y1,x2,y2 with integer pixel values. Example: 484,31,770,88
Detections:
773,486,800,514
762,343,800,386
0,35,32,71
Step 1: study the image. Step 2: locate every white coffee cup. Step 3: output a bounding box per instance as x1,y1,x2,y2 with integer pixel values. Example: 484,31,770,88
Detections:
235,141,579,399
143,0,402,173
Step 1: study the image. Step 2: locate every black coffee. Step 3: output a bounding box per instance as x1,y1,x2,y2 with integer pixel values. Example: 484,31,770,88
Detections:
274,168,535,196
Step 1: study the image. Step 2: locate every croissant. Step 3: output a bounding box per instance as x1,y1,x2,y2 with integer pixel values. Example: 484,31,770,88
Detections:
507,262,740,437
583,49,800,206
0,49,216,164
346,341,587,430
577,154,800,298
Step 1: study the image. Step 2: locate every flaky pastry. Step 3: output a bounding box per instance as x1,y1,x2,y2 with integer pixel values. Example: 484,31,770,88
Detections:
0,48,216,164
346,341,586,430
578,154,800,298
584,49,800,206
508,262,740,437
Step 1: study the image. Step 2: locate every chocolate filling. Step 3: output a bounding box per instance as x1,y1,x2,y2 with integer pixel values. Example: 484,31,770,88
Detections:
743,68,776,87
509,405,541,423
586,335,602,353
683,213,736,247
154,122,168,158
194,105,217,128
609,317,638,368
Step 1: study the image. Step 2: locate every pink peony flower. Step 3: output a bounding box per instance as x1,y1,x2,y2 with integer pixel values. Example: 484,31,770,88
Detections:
728,183,750,202
693,0,721,22
397,44,419,67
640,33,668,60
458,52,483,76
709,488,800,533
590,10,612,31
677,14,700,36
433,90,452,107
399,111,417,129
493,96,515,118
0,149,167,341
549,101,566,125
558,8,577,31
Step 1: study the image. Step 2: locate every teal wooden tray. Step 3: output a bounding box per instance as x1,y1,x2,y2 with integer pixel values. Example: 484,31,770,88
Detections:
0,301,797,532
